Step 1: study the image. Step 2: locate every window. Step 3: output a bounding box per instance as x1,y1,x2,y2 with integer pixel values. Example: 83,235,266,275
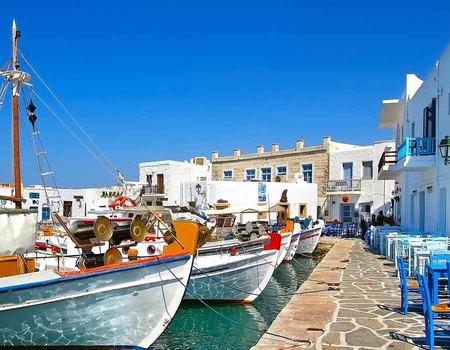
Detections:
245,169,256,181
302,164,312,183
359,202,371,213
223,170,233,180
362,161,373,180
261,167,271,182
343,162,353,180
423,98,436,138
411,121,416,138
276,166,287,175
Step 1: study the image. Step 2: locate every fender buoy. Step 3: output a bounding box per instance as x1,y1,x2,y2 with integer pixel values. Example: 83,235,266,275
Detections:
109,196,137,209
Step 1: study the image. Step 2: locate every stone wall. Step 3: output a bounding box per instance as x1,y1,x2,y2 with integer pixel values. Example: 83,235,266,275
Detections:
211,141,329,198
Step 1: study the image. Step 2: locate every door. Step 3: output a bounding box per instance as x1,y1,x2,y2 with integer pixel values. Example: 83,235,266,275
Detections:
343,162,353,189
157,174,164,194
341,203,354,224
419,191,425,231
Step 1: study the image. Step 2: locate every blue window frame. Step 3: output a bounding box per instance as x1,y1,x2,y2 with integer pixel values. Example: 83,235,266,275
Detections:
223,170,232,180
302,164,312,183
276,166,287,175
261,167,271,182
343,162,353,180
246,169,256,181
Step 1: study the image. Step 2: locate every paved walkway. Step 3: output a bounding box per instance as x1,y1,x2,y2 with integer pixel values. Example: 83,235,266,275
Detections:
251,238,450,349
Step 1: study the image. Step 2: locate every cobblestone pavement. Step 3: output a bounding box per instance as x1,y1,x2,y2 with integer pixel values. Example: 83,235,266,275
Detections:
251,238,450,350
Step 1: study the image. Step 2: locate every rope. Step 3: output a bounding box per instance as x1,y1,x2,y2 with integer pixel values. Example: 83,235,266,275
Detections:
158,256,312,346
19,52,119,180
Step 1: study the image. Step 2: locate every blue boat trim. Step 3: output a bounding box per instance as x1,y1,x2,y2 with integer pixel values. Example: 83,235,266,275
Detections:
0,253,190,293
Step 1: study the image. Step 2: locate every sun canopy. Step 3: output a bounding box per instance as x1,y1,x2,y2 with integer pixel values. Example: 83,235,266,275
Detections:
204,204,287,216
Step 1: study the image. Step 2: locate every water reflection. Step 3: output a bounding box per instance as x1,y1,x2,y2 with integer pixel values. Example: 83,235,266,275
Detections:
152,302,267,350
153,256,318,350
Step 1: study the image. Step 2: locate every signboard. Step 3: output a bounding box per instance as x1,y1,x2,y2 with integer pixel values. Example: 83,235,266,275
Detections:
258,182,266,202
42,205,50,221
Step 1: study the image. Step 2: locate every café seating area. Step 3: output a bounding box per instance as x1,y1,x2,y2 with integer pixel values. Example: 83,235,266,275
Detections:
370,225,450,349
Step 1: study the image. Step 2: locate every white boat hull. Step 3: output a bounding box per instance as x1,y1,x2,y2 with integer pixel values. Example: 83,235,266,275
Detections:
295,220,325,255
185,248,279,303
276,231,293,267
283,231,300,262
0,253,193,348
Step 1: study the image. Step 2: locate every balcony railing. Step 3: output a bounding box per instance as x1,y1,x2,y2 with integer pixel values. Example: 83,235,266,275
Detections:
326,179,361,192
378,137,436,173
378,151,397,174
398,137,435,159
144,185,165,194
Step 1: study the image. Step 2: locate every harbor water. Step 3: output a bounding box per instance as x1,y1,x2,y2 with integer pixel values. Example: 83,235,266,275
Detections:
152,256,318,350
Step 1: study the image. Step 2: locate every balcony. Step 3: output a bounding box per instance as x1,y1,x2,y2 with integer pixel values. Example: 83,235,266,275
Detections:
378,137,436,180
326,179,361,193
143,185,165,195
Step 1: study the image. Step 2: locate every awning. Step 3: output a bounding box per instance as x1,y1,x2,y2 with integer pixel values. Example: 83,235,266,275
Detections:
204,206,263,215
379,99,403,129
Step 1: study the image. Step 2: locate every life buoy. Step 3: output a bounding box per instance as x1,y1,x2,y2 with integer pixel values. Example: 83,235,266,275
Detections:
109,196,137,209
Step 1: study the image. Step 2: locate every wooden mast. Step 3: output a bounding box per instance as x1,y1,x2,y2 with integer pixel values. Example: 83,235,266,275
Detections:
12,20,22,209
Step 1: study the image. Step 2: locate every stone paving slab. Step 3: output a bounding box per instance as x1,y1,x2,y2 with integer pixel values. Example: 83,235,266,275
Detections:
250,238,450,350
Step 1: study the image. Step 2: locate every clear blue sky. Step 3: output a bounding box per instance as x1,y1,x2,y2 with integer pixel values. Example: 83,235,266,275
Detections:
0,1,449,188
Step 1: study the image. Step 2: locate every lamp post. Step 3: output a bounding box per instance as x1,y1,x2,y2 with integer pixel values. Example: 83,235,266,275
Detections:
438,135,450,165
195,183,202,195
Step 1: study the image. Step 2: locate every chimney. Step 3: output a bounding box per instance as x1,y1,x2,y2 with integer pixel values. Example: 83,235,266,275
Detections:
272,143,279,152
323,136,331,146
234,149,241,158
212,151,219,159
296,139,304,150
257,145,264,154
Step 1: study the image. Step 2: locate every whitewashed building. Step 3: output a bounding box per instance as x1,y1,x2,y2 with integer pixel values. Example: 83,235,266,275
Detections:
378,41,450,234
326,141,395,224
138,158,318,222
138,157,211,207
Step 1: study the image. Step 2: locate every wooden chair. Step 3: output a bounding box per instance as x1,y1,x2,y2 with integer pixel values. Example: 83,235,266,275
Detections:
396,256,422,315
417,272,450,350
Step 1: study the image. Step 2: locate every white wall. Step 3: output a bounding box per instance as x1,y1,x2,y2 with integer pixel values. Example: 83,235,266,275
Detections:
203,180,318,223
139,160,211,206
328,141,395,222
379,39,450,234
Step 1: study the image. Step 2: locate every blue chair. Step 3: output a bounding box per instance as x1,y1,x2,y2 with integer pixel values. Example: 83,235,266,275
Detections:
430,251,450,264
417,272,450,350
396,256,422,315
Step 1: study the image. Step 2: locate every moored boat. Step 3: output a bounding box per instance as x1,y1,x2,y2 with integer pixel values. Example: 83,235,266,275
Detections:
0,21,200,348
295,218,325,255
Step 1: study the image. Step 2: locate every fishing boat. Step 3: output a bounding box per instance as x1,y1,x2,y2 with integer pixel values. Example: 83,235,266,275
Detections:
295,218,325,255
122,207,283,303
184,231,281,303
88,206,282,303
0,20,200,348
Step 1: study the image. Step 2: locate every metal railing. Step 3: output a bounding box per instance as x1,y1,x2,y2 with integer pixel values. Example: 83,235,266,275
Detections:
378,137,436,173
326,179,361,192
144,185,165,194
378,151,397,174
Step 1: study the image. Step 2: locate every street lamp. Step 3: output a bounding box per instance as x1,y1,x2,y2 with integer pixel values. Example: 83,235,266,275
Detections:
195,183,202,194
438,135,450,165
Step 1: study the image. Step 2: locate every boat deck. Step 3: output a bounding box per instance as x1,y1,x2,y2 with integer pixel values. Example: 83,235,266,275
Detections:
251,237,444,349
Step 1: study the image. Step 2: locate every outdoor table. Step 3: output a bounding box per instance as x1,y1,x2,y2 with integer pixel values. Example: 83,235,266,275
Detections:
426,262,448,305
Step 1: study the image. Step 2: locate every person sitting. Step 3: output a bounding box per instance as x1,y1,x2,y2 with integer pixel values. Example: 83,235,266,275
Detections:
370,214,377,226
376,210,385,226
384,216,397,226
